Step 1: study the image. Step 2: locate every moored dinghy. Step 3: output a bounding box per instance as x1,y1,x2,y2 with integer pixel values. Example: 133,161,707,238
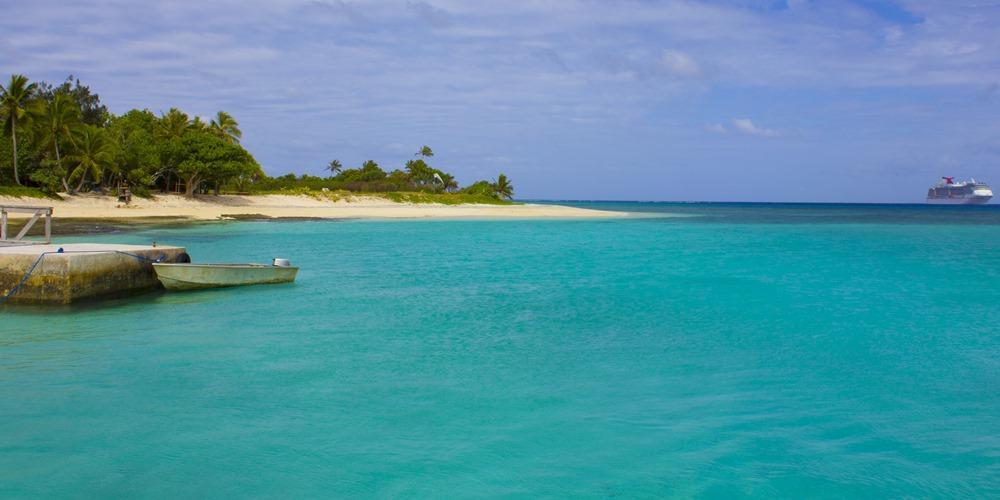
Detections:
153,258,299,291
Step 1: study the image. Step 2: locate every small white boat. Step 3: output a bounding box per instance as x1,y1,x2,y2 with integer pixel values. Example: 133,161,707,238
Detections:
153,259,298,291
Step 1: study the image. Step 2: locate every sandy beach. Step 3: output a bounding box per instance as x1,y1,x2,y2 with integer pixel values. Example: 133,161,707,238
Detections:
0,193,622,221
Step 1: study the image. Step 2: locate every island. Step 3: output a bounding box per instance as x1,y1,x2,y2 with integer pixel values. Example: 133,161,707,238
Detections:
1,74,619,221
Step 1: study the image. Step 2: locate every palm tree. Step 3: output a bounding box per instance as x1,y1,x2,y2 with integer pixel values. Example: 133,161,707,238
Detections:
493,173,513,200
191,115,208,131
156,108,191,139
327,159,342,175
66,126,114,194
435,172,458,192
416,145,433,157
1,74,37,185
210,111,241,144
155,108,191,193
32,93,81,193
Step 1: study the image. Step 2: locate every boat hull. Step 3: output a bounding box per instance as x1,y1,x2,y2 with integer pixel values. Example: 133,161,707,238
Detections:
153,263,299,291
926,196,992,205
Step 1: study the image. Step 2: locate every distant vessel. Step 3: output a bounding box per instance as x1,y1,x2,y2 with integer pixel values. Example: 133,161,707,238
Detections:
926,177,992,204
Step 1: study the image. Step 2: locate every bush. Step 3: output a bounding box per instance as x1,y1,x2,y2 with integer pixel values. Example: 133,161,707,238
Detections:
460,180,499,198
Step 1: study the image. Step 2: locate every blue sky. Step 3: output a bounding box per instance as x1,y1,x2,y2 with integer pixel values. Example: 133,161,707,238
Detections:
2,0,999,202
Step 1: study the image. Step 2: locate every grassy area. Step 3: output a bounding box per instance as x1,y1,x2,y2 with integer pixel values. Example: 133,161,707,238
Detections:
0,185,516,206
0,186,62,200
237,187,516,205
381,191,516,205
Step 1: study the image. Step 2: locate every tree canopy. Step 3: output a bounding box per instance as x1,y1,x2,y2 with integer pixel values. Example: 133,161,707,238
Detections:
1,74,37,185
0,73,513,201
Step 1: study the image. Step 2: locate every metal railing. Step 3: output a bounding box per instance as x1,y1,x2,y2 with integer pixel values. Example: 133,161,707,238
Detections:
0,206,53,245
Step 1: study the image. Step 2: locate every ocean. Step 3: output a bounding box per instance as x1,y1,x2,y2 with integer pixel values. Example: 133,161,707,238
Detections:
2,202,998,497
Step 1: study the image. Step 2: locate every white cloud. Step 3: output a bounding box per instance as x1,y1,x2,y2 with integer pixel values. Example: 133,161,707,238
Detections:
731,118,780,137
2,0,998,186
659,49,701,78
705,123,727,134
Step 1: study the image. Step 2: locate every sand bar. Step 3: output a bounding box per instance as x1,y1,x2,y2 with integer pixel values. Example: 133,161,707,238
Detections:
0,193,623,221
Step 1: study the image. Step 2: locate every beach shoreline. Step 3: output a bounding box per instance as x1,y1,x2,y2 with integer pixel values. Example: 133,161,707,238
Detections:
0,193,625,222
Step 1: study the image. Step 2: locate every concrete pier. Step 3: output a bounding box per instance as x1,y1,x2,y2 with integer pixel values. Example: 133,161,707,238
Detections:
0,243,189,304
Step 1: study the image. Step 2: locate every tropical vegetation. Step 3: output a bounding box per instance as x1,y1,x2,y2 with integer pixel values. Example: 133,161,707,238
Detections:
0,74,515,202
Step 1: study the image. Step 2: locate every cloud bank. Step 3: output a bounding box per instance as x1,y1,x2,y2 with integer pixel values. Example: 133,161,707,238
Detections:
1,0,998,201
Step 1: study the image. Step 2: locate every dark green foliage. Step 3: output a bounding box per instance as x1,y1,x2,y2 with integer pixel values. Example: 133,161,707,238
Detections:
31,93,80,191
65,125,115,193
404,159,457,192
459,175,514,200
156,108,192,139
1,74,513,199
209,111,241,144
386,169,409,185
34,75,108,126
0,73,261,197
28,159,65,192
326,159,342,175
108,109,160,187
251,157,514,198
0,128,37,186
1,74,37,185
336,160,388,183
461,180,497,198
382,191,513,205
171,129,260,196
494,173,514,199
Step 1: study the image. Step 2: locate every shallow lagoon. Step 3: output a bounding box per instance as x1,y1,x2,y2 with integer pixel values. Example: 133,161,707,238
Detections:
2,203,999,497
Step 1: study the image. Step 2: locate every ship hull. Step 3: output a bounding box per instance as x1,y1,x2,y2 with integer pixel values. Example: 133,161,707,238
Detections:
926,196,992,205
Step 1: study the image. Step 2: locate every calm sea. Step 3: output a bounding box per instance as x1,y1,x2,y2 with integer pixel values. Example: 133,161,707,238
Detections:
2,203,999,497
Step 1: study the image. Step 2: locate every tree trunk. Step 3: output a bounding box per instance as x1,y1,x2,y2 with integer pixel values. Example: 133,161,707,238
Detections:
56,142,71,194
214,181,221,196
11,121,20,186
185,175,200,197
163,172,170,193
74,170,88,194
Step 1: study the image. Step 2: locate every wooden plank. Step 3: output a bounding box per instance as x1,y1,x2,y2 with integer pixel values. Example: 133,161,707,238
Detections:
1,206,53,244
0,206,53,214
14,212,41,241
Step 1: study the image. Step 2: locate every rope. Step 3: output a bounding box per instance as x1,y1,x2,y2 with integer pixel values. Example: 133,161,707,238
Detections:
0,249,167,306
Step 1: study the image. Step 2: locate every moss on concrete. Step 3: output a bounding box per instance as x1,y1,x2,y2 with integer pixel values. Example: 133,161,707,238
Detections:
0,246,188,304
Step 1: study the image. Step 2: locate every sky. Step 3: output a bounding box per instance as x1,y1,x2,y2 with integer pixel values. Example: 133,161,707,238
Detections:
2,0,999,202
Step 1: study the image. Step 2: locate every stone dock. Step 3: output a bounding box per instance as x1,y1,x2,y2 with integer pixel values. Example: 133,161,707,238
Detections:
0,243,189,304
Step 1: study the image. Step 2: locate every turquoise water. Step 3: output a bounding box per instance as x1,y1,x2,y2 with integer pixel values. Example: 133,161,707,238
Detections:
2,203,999,497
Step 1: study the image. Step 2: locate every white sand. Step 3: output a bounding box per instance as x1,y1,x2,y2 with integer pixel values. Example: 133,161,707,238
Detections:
0,193,623,221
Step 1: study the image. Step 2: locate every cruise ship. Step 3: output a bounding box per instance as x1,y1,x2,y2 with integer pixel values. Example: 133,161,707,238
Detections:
926,177,993,204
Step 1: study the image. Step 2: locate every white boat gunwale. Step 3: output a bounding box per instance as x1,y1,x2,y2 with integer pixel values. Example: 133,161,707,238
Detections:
152,262,299,291
153,263,295,269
